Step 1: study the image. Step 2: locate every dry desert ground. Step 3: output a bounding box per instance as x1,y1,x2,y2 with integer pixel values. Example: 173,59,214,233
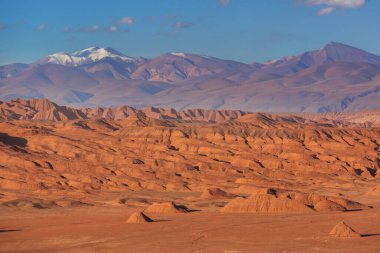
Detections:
1,99,380,252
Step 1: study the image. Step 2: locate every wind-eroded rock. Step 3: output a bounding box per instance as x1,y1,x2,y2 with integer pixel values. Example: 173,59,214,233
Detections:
221,190,366,213
329,222,361,238
144,202,189,213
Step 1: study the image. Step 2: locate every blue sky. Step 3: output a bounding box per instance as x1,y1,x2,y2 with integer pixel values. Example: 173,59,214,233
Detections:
0,0,379,65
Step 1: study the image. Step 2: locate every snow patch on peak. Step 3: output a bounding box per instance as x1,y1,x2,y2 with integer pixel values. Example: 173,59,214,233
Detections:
200,54,213,59
44,47,136,66
72,47,101,57
170,52,186,57
73,47,134,62
263,56,295,66
46,53,85,66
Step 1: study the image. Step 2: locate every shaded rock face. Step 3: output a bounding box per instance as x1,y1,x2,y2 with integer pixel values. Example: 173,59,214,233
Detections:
313,200,346,212
221,190,366,214
144,202,189,214
329,222,361,238
126,212,154,223
201,188,237,200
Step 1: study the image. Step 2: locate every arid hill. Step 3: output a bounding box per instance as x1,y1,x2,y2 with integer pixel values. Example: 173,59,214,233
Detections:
0,98,87,121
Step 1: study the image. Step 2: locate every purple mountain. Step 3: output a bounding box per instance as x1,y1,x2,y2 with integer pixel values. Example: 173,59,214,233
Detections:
1,42,380,112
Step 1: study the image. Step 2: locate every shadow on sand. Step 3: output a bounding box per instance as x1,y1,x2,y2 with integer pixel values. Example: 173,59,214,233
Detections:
361,234,380,237
0,133,27,147
0,229,22,233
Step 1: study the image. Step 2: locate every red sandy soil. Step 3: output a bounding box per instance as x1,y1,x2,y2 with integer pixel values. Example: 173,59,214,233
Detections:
1,206,380,253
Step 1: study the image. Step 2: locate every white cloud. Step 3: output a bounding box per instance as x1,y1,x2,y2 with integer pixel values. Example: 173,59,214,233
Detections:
174,22,193,29
120,16,134,25
63,26,70,33
158,21,193,37
109,25,118,32
0,23,7,30
318,6,335,15
164,14,179,20
80,24,124,33
89,25,100,32
307,0,366,8
305,0,366,15
218,0,230,6
35,23,46,32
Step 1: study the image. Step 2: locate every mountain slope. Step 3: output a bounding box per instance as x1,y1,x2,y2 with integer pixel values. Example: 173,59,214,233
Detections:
0,63,28,80
131,52,252,82
262,42,380,75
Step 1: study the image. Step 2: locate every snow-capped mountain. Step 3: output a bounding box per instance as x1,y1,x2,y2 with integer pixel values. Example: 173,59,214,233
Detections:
2,42,380,112
38,47,141,66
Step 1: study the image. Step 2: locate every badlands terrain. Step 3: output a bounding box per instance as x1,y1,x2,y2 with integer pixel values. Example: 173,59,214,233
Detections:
0,98,380,252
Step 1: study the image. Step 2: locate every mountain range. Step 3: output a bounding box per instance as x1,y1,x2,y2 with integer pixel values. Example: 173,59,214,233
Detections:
2,98,380,127
0,98,249,123
1,42,380,112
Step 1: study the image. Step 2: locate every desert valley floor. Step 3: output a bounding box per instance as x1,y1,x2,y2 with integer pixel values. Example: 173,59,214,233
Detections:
1,99,380,252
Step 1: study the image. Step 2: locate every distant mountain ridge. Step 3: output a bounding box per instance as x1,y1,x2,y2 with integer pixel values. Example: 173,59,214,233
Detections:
1,42,380,112
0,98,249,123
1,98,380,127
261,42,380,75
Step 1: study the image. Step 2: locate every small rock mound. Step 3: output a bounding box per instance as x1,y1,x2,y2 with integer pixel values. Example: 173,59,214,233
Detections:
144,201,189,213
126,212,154,223
329,221,361,238
201,188,237,200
